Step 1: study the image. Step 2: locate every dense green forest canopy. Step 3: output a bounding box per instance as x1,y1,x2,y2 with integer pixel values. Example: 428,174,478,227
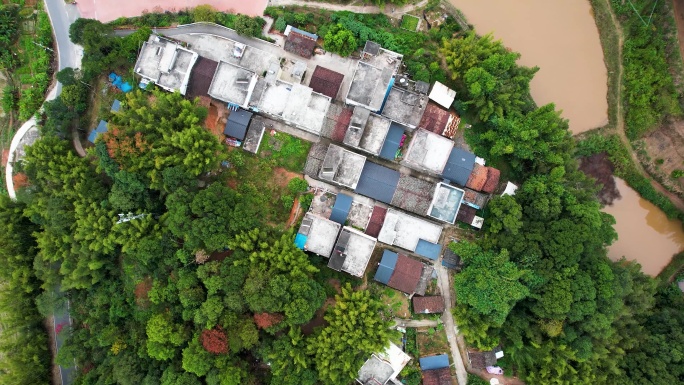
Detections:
0,4,683,385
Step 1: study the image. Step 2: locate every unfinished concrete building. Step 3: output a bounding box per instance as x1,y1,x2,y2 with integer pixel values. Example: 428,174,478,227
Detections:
377,208,443,260
402,129,455,175
256,80,331,135
343,106,392,156
380,86,428,129
208,61,258,108
346,41,402,112
318,144,367,189
134,35,198,95
328,227,377,277
295,213,341,257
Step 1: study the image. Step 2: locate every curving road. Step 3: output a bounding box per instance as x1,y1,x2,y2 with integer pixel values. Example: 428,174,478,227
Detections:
5,0,83,200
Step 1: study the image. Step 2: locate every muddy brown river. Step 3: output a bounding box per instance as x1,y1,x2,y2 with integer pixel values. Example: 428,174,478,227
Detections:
450,0,608,134
603,179,684,276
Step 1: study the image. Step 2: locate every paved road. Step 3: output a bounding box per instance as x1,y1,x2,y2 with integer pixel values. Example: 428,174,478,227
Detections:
436,263,468,385
6,0,83,199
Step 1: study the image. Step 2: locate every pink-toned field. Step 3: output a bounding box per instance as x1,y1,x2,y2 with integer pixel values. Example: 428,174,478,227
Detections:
77,0,268,22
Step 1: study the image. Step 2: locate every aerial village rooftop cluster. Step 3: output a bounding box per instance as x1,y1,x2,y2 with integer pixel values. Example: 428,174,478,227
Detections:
123,26,515,385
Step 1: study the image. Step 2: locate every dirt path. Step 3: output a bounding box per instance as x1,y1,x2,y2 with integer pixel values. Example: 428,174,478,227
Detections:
393,318,439,328
603,0,684,212
72,126,86,157
435,263,468,385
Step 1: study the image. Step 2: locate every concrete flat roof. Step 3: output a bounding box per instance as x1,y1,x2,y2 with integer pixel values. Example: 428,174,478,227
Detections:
402,129,454,174
208,61,258,107
257,81,331,134
378,208,443,252
300,213,341,257
329,227,377,277
134,35,198,94
381,87,428,128
318,144,367,189
344,106,392,156
427,183,464,224
346,61,394,112
357,342,410,385
171,33,277,76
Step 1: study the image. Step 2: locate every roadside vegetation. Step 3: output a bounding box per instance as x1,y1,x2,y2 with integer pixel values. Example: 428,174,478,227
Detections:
107,5,271,41
266,0,457,83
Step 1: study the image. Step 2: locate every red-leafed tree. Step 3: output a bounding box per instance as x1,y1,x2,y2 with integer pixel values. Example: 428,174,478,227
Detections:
200,326,228,354
254,312,284,329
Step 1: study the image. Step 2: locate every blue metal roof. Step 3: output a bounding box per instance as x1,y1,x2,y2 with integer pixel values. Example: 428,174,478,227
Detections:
379,122,405,160
88,120,108,143
374,250,398,284
290,26,318,41
415,239,442,260
111,99,121,112
330,193,353,224
355,162,400,204
441,147,476,185
294,233,307,249
419,354,450,371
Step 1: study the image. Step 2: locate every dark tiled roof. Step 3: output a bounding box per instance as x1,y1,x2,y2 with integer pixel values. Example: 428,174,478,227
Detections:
422,367,452,385
413,296,445,314
468,350,497,369
482,167,500,194
284,31,317,59
456,205,476,224
224,109,253,140
442,147,476,185
463,188,488,209
442,246,461,269
387,254,423,294
186,56,218,98
365,205,387,238
355,162,400,204
418,102,450,135
309,66,344,99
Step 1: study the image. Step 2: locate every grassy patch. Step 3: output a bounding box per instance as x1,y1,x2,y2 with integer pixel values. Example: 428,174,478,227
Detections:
588,0,621,129
401,14,420,31
258,131,311,173
657,251,684,283
416,325,449,356
369,282,410,318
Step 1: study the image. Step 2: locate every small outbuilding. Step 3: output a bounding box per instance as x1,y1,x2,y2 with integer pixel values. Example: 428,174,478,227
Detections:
284,26,318,59
428,81,456,109
88,120,108,144
224,109,253,140
413,296,445,314
309,65,345,100
110,99,121,113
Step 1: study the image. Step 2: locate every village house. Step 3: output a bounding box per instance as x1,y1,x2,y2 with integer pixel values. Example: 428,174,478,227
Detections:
419,354,452,385
357,342,411,385
134,35,198,95
374,250,434,296
412,295,445,314
346,41,403,112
